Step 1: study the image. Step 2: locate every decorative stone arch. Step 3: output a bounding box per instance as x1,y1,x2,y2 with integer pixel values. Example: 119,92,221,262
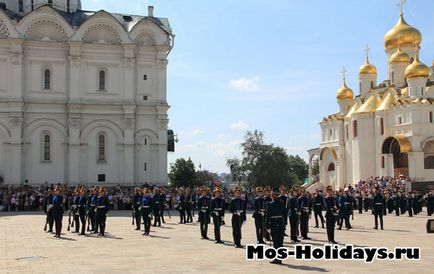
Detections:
15,6,74,41
0,9,21,39
80,119,124,144
382,135,411,177
422,137,434,169
71,10,133,44
319,146,338,161
130,18,170,46
25,118,68,141
135,129,158,145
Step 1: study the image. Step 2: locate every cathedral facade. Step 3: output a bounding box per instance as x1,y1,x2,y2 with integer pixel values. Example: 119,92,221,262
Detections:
315,10,434,190
0,0,174,185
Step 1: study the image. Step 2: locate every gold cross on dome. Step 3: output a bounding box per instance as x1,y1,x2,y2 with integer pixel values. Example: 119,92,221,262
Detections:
398,0,406,15
342,66,347,82
364,44,370,63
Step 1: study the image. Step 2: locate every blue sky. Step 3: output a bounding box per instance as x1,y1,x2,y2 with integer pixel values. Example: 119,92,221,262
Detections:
83,0,434,173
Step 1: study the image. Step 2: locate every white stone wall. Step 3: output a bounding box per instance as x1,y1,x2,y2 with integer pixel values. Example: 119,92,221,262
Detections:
0,6,173,185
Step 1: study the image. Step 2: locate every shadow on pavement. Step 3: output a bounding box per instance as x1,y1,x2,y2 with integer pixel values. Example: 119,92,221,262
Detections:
283,264,329,272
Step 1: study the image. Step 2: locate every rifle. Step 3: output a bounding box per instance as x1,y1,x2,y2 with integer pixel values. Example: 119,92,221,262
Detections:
165,206,171,219
86,210,90,231
43,216,48,231
132,208,135,226
67,208,72,231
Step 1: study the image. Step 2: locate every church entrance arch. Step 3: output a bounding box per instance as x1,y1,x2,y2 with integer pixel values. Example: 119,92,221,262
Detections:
382,135,411,177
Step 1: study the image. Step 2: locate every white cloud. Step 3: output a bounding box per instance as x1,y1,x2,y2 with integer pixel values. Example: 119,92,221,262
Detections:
189,129,205,136
229,76,261,92
230,120,249,130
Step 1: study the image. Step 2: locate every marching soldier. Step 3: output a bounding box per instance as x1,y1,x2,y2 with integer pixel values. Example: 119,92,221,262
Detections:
72,187,80,233
96,187,110,237
278,186,289,236
52,186,64,239
313,189,325,228
185,188,194,223
324,185,338,244
78,187,87,235
177,188,186,224
265,187,287,265
44,187,54,233
338,188,352,230
263,186,272,241
394,192,401,216
197,186,211,239
386,191,394,214
373,186,384,230
210,187,225,244
252,187,266,244
141,188,154,236
406,192,413,217
230,187,247,248
297,188,311,240
132,188,142,230
153,188,162,227
427,190,434,216
357,191,363,214
159,187,167,224
88,187,98,233
288,188,300,243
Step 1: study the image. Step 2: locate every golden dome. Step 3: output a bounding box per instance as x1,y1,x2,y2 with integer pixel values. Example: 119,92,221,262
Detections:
384,14,421,50
405,51,429,79
359,63,377,75
389,46,410,64
337,80,354,100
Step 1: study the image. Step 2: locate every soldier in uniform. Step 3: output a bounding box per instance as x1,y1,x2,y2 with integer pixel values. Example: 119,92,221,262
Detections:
386,191,394,214
338,188,352,230
132,188,142,230
230,187,246,248
313,189,325,228
96,187,110,237
141,188,154,236
159,187,167,223
373,186,384,230
52,186,64,238
153,188,162,227
185,188,194,223
324,185,338,244
252,187,266,244
71,187,80,233
297,188,311,240
177,188,186,224
44,187,54,233
265,187,287,265
406,192,413,217
394,191,401,216
278,186,289,236
357,191,363,214
427,190,434,216
210,187,225,244
288,188,300,243
77,186,87,235
88,187,98,233
197,186,211,239
263,186,272,241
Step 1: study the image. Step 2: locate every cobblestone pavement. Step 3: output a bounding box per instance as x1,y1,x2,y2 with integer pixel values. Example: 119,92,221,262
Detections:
0,210,432,274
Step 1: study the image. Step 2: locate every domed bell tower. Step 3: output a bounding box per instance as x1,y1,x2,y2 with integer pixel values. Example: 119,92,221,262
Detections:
358,45,377,97
337,67,354,114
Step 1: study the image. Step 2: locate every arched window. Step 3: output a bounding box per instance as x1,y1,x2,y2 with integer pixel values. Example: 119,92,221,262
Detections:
19,0,23,11
391,71,395,84
380,118,384,135
44,69,51,90
353,120,358,138
424,140,434,169
327,163,335,171
98,70,106,91
43,135,51,161
48,0,53,4
98,134,106,161
370,81,374,89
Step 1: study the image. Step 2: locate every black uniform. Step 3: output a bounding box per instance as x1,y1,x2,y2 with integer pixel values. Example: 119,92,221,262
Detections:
427,193,434,216
394,194,400,216
230,197,246,248
78,195,87,235
406,194,413,217
186,194,193,223
252,196,266,244
386,195,394,214
288,196,299,243
52,194,64,238
313,193,325,228
373,193,384,230
177,194,186,224
265,199,286,264
198,195,211,239
159,193,167,223
279,194,289,233
96,195,110,236
357,194,363,214
297,195,310,239
263,196,272,241
338,195,351,230
210,196,225,243
153,192,161,227
132,193,142,230
45,194,54,232
72,196,80,233
88,194,97,232
324,196,337,243
141,195,154,235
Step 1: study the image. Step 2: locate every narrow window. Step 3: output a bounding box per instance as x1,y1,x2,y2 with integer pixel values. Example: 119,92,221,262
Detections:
143,74,147,80
327,163,335,171
346,124,349,140
98,134,106,161
398,116,402,125
48,0,53,4
430,111,433,123
67,0,70,12
144,138,147,146
44,69,51,90
381,156,385,169
391,71,395,84
98,174,106,182
421,86,424,95
99,70,106,91
353,120,358,138
43,135,51,161
19,0,23,11
370,81,374,89
380,118,384,135
31,0,34,11
329,129,333,138
144,162,147,171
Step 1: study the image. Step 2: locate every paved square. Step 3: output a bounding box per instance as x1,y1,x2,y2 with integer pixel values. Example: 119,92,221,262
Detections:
0,211,432,273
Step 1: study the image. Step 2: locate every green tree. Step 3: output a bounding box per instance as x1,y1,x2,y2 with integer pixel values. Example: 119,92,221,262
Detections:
226,158,245,184
196,170,219,187
288,155,309,183
312,161,320,176
168,158,197,188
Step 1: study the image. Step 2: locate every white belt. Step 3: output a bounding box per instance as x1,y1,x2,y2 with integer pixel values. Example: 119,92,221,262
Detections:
90,204,95,206
142,206,150,208
97,206,105,209
47,205,53,209
315,203,322,205
270,216,283,219
214,208,222,210
375,203,383,205
344,202,350,205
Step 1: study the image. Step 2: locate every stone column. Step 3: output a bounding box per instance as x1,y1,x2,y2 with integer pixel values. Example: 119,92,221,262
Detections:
8,115,23,185
68,42,82,103
123,117,135,185
67,114,81,185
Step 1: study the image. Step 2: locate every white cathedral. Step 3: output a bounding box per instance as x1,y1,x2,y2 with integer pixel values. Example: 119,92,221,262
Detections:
0,0,175,186
311,9,434,190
